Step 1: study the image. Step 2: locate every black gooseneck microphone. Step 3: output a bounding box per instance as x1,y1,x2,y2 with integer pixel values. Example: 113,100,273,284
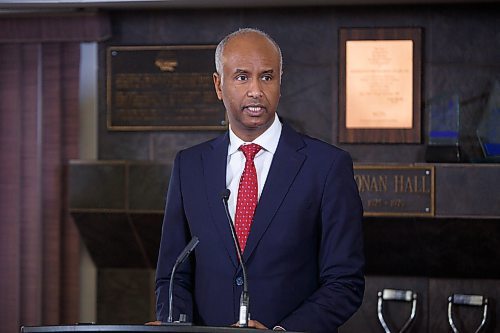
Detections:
221,189,250,328
167,236,200,324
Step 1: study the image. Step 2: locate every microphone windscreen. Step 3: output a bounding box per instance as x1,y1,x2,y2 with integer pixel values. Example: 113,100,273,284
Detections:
221,189,231,201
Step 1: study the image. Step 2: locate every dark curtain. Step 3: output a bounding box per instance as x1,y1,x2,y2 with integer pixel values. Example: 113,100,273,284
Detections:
0,13,110,333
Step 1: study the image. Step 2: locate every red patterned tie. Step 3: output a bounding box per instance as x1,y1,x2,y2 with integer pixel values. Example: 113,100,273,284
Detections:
235,143,262,252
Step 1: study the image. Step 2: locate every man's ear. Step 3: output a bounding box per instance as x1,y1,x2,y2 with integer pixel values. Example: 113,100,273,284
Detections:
213,72,223,100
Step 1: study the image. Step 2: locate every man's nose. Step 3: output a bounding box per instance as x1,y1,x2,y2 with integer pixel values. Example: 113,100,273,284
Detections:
247,79,263,98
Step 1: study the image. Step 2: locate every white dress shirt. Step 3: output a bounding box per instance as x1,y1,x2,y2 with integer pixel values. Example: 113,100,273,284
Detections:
226,115,282,223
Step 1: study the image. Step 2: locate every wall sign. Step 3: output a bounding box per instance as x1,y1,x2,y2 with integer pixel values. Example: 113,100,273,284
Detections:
354,165,434,217
339,28,422,143
107,45,227,131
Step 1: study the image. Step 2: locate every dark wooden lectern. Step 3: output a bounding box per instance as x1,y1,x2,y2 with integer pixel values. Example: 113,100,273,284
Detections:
21,325,306,333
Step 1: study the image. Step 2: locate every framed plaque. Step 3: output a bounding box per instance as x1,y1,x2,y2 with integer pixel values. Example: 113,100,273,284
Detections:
107,45,227,131
354,165,435,217
339,28,422,143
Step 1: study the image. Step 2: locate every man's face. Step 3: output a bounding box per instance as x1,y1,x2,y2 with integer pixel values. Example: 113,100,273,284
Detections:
213,33,281,142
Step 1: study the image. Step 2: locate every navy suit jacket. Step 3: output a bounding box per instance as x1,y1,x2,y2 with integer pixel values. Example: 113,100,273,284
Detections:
155,123,364,333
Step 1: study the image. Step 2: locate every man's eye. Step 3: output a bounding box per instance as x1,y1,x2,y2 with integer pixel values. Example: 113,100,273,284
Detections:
235,75,247,81
261,75,273,81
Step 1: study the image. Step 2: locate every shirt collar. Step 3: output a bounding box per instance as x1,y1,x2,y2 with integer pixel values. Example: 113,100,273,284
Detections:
228,114,282,156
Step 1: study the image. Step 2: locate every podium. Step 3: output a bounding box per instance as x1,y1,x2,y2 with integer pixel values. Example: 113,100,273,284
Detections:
21,325,305,333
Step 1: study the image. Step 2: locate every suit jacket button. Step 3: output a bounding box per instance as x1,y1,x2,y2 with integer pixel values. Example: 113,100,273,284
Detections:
235,277,244,286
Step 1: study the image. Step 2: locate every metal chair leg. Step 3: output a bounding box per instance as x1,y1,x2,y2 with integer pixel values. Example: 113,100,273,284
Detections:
448,294,488,333
377,289,417,333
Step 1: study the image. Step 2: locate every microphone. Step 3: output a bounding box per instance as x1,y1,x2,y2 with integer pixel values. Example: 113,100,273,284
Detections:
221,189,250,328
167,236,200,324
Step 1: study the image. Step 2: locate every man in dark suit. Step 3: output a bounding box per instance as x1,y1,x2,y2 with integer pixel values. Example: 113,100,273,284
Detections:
154,28,364,332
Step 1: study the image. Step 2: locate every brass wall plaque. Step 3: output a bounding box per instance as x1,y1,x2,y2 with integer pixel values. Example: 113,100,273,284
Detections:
354,165,434,216
339,28,422,143
346,40,413,129
107,45,227,131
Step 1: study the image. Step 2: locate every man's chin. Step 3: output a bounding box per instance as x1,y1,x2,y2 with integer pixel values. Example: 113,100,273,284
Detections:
244,119,274,134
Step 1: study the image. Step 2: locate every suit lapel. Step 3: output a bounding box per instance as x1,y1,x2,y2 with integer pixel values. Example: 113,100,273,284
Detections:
202,133,238,268
243,124,306,262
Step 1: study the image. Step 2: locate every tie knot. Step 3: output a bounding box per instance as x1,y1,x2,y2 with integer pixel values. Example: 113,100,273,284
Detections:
240,143,262,161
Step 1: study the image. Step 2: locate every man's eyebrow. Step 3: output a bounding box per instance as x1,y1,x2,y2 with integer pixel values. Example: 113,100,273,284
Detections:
233,69,275,73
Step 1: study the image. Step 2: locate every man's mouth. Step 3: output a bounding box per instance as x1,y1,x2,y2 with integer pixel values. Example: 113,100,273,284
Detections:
243,105,266,115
